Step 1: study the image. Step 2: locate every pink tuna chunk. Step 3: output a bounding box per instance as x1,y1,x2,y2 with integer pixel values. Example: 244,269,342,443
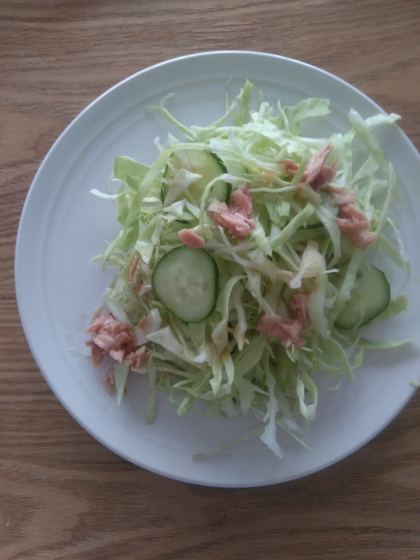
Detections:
289,293,310,326
85,314,136,365
331,190,376,248
325,184,358,207
86,338,105,367
257,313,306,348
125,347,150,370
350,231,377,247
280,144,337,191
178,229,206,249
208,182,256,240
303,143,338,191
279,159,300,176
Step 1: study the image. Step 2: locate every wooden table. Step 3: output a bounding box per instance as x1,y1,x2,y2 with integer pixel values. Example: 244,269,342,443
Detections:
1,1,420,558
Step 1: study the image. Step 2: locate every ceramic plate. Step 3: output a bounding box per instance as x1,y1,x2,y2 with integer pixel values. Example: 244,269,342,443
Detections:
15,51,420,487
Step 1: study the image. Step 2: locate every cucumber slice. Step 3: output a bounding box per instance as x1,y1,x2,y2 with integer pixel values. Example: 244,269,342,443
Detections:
163,149,230,205
334,264,391,330
152,246,219,323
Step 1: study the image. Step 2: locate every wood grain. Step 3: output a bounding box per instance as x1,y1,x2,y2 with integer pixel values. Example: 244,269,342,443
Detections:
1,1,420,558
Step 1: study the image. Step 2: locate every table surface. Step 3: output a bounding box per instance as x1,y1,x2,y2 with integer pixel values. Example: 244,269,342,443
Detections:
2,1,420,558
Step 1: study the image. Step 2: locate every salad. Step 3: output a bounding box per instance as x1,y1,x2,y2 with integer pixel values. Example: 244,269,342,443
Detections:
86,81,409,458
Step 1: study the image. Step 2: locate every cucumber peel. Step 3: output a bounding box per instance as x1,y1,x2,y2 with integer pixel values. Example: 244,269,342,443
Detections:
163,149,230,206
152,246,219,323
334,264,391,330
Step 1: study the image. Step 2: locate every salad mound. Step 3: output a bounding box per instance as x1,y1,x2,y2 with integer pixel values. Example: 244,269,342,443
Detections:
86,81,409,457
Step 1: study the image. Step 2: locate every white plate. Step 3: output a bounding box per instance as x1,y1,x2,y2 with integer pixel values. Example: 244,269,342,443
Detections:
15,51,420,487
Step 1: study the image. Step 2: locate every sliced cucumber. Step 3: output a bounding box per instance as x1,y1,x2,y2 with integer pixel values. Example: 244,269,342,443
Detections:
152,246,219,323
163,149,230,206
334,264,391,330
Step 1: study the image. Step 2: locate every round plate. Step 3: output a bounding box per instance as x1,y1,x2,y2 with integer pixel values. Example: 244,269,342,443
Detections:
15,51,420,487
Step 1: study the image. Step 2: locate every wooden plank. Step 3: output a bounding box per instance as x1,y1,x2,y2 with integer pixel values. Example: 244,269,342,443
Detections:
1,1,419,558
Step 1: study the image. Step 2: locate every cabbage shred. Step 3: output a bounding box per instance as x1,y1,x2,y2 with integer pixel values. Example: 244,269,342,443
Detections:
91,81,409,457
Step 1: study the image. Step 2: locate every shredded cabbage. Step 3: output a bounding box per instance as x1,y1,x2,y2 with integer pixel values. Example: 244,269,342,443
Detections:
87,81,409,457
